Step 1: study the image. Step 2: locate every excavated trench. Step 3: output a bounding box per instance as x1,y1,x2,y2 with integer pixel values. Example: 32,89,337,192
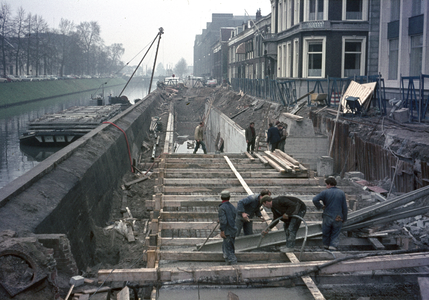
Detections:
1,85,428,299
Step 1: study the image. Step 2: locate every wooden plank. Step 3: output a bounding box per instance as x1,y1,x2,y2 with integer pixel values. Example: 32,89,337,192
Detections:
157,251,350,262
263,155,286,173
160,221,268,230
160,185,354,194
286,252,326,300
98,252,429,282
244,151,255,161
418,277,429,300
116,286,130,300
224,156,272,225
283,112,304,121
264,151,294,172
254,152,269,165
158,211,322,220
368,237,385,250
270,151,300,171
274,149,300,166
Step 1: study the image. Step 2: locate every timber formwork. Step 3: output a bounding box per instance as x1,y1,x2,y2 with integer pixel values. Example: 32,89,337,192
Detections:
99,153,429,299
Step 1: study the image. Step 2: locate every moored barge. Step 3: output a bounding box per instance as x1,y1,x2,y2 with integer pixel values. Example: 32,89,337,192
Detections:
19,105,123,146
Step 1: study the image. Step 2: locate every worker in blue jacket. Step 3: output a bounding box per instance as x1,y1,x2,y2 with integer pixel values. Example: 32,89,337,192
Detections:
235,189,271,236
267,122,281,151
312,177,348,251
218,190,238,265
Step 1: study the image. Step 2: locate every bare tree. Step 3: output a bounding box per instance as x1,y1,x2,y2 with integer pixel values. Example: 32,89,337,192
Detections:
76,21,101,74
0,2,12,76
58,18,74,77
174,58,188,78
32,14,48,76
12,6,25,75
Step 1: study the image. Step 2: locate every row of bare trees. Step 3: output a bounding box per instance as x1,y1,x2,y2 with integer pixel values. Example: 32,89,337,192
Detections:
0,2,125,78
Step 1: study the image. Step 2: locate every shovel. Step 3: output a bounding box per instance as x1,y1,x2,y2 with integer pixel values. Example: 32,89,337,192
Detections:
196,222,219,251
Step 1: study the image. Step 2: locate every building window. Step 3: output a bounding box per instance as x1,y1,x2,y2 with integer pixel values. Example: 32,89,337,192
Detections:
412,0,423,16
286,42,292,77
293,0,300,25
342,0,368,21
307,0,324,21
278,45,283,77
390,0,400,21
293,38,299,78
342,37,366,78
388,39,399,80
262,61,265,78
410,34,423,76
303,37,325,78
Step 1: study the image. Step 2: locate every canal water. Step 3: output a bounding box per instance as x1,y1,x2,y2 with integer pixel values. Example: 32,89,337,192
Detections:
0,84,148,189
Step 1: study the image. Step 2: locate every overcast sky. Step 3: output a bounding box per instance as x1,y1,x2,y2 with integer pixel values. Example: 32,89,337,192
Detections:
6,0,271,72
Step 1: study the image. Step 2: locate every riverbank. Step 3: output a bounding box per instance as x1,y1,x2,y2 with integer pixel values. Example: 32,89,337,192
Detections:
0,77,128,108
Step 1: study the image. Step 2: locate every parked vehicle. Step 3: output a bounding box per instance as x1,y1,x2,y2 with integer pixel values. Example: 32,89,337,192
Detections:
18,75,32,82
6,75,21,82
0,77,8,83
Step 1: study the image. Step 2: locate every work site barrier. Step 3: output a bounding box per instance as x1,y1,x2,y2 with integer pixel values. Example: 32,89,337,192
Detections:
231,75,387,114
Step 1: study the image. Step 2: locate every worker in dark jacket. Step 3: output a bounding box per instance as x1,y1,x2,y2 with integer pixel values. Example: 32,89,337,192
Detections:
218,190,238,265
261,195,307,252
245,122,256,154
267,123,281,151
312,177,348,251
235,189,271,236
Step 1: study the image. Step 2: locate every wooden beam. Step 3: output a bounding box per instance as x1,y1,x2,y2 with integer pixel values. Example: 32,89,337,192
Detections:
283,112,304,122
264,151,294,172
224,156,272,225
254,152,269,165
263,155,286,173
418,277,429,300
368,237,385,250
286,252,326,300
274,149,300,166
244,151,255,161
160,221,268,230
98,252,429,282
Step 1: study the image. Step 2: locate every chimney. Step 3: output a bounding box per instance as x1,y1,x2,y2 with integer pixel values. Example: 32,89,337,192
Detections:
256,9,262,21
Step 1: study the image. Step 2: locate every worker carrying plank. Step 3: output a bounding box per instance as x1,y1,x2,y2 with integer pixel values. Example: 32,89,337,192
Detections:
235,189,271,236
261,195,307,253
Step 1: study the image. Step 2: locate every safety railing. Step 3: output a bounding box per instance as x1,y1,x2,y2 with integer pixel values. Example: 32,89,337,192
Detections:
232,75,387,115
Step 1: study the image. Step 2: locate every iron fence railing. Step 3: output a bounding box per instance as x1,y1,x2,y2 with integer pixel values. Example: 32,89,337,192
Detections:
231,75,389,115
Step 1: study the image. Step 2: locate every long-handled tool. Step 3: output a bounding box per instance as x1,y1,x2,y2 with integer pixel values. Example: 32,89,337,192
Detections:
257,215,308,260
196,222,219,251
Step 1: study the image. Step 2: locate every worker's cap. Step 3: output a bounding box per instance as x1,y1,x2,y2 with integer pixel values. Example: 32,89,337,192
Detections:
220,190,230,199
260,195,272,204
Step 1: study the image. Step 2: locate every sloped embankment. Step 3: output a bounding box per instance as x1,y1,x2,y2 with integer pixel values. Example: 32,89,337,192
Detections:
0,77,127,108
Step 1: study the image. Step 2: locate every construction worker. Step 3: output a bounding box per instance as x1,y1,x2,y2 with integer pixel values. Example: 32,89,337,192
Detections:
235,189,271,236
193,121,207,154
218,190,238,265
277,122,288,152
312,177,348,251
261,195,307,253
267,123,281,151
245,122,256,154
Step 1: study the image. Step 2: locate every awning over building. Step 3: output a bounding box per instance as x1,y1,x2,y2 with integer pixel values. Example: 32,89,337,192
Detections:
236,43,245,54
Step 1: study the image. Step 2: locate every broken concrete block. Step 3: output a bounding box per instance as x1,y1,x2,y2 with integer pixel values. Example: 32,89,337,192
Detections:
317,156,333,177
392,108,409,123
345,171,365,179
70,275,85,287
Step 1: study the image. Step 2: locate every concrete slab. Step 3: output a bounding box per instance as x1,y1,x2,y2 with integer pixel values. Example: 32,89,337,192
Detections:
158,286,315,300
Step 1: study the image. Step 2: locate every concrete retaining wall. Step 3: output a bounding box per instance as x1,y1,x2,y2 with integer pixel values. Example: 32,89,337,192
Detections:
205,106,247,153
279,113,329,170
0,90,162,269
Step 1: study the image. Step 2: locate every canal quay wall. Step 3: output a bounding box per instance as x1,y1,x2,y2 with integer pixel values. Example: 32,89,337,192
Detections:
0,89,163,268
0,77,128,108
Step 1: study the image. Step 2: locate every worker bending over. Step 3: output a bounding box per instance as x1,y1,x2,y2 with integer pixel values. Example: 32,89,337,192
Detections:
261,195,307,253
236,189,271,236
